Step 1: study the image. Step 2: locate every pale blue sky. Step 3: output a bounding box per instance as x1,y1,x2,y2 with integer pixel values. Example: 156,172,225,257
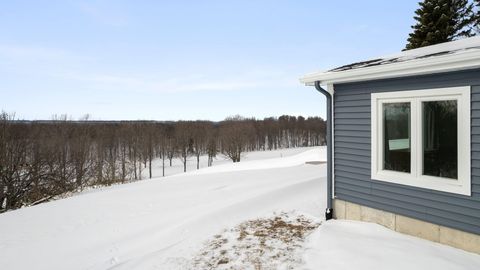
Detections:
0,1,419,121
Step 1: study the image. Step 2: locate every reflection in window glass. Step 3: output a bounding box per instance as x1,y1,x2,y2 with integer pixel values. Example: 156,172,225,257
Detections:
383,103,411,173
423,100,457,179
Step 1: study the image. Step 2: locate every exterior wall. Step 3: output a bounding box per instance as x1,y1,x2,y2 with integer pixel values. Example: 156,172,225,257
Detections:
333,199,480,254
333,68,480,236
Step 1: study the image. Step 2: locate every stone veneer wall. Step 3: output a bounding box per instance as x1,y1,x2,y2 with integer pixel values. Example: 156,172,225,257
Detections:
334,199,480,254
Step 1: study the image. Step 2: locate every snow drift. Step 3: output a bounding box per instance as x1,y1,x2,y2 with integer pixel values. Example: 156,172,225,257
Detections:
0,147,326,270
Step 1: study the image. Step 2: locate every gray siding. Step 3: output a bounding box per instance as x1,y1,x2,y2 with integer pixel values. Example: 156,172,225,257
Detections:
333,68,480,235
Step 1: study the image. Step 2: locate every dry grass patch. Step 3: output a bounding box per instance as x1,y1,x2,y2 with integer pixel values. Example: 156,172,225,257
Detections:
191,212,320,270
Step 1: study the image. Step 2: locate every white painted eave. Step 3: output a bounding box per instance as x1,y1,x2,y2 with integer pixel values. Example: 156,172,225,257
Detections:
300,49,480,86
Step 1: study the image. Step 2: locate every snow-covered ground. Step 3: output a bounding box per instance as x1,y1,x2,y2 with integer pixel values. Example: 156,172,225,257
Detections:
304,220,480,270
142,146,313,178
0,147,326,270
0,146,479,270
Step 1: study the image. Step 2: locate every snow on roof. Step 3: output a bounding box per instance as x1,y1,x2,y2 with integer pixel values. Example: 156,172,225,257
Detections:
329,37,480,72
300,36,480,86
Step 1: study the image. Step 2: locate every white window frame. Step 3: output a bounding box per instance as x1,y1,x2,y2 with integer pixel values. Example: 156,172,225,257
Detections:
371,86,471,196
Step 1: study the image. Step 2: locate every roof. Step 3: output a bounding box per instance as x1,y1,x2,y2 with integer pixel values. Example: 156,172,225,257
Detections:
300,36,480,86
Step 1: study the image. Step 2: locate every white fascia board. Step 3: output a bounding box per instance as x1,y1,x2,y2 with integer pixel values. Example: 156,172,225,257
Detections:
300,50,480,86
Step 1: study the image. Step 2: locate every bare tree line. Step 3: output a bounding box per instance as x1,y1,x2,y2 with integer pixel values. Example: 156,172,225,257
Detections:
0,112,325,212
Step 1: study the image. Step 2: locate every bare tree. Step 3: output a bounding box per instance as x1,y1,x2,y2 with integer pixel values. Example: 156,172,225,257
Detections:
175,121,193,172
206,125,218,167
70,121,93,189
191,121,208,170
155,125,168,177
219,116,256,163
0,113,326,212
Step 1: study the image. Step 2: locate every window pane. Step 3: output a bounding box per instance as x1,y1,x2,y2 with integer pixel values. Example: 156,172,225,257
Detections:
423,100,457,179
383,103,411,173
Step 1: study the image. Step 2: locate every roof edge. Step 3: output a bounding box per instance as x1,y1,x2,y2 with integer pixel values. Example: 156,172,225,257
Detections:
300,49,480,86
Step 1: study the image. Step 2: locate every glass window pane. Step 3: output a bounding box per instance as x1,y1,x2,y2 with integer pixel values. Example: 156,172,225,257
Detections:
422,100,457,179
383,102,411,173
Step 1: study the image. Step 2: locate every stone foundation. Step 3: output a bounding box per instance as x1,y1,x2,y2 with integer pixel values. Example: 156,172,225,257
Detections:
333,199,480,254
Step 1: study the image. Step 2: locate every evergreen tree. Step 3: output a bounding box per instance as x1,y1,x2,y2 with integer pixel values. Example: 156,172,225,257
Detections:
405,0,475,50
453,0,476,38
475,0,480,33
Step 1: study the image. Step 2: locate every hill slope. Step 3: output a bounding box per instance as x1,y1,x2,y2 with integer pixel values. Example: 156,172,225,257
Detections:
0,148,326,270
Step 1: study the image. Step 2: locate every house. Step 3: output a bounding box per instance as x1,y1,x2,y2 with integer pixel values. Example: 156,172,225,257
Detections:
301,36,480,254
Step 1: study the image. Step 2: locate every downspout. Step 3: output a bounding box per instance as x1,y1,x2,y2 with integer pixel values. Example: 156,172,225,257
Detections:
314,81,333,220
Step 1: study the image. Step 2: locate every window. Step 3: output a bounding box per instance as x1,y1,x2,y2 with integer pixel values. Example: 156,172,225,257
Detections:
422,100,458,179
383,102,411,173
371,87,471,196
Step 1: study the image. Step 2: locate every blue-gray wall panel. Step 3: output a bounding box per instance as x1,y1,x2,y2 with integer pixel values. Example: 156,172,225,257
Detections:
333,68,480,235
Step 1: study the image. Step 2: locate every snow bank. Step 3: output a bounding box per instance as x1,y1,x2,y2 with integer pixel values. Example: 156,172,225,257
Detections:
304,220,480,270
183,148,325,176
0,147,326,270
144,146,319,178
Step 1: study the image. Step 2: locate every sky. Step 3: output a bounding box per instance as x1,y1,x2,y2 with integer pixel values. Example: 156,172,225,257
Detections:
0,1,420,121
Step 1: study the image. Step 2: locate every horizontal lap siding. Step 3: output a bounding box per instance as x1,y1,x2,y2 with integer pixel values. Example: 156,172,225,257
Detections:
333,69,480,235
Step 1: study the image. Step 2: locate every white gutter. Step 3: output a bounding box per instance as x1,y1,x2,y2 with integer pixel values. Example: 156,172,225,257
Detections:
300,49,480,86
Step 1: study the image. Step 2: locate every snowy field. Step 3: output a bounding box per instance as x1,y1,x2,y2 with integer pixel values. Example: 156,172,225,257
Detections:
141,146,313,179
0,146,479,269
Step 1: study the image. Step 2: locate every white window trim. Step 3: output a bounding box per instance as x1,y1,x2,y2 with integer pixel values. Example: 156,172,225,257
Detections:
371,86,471,196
